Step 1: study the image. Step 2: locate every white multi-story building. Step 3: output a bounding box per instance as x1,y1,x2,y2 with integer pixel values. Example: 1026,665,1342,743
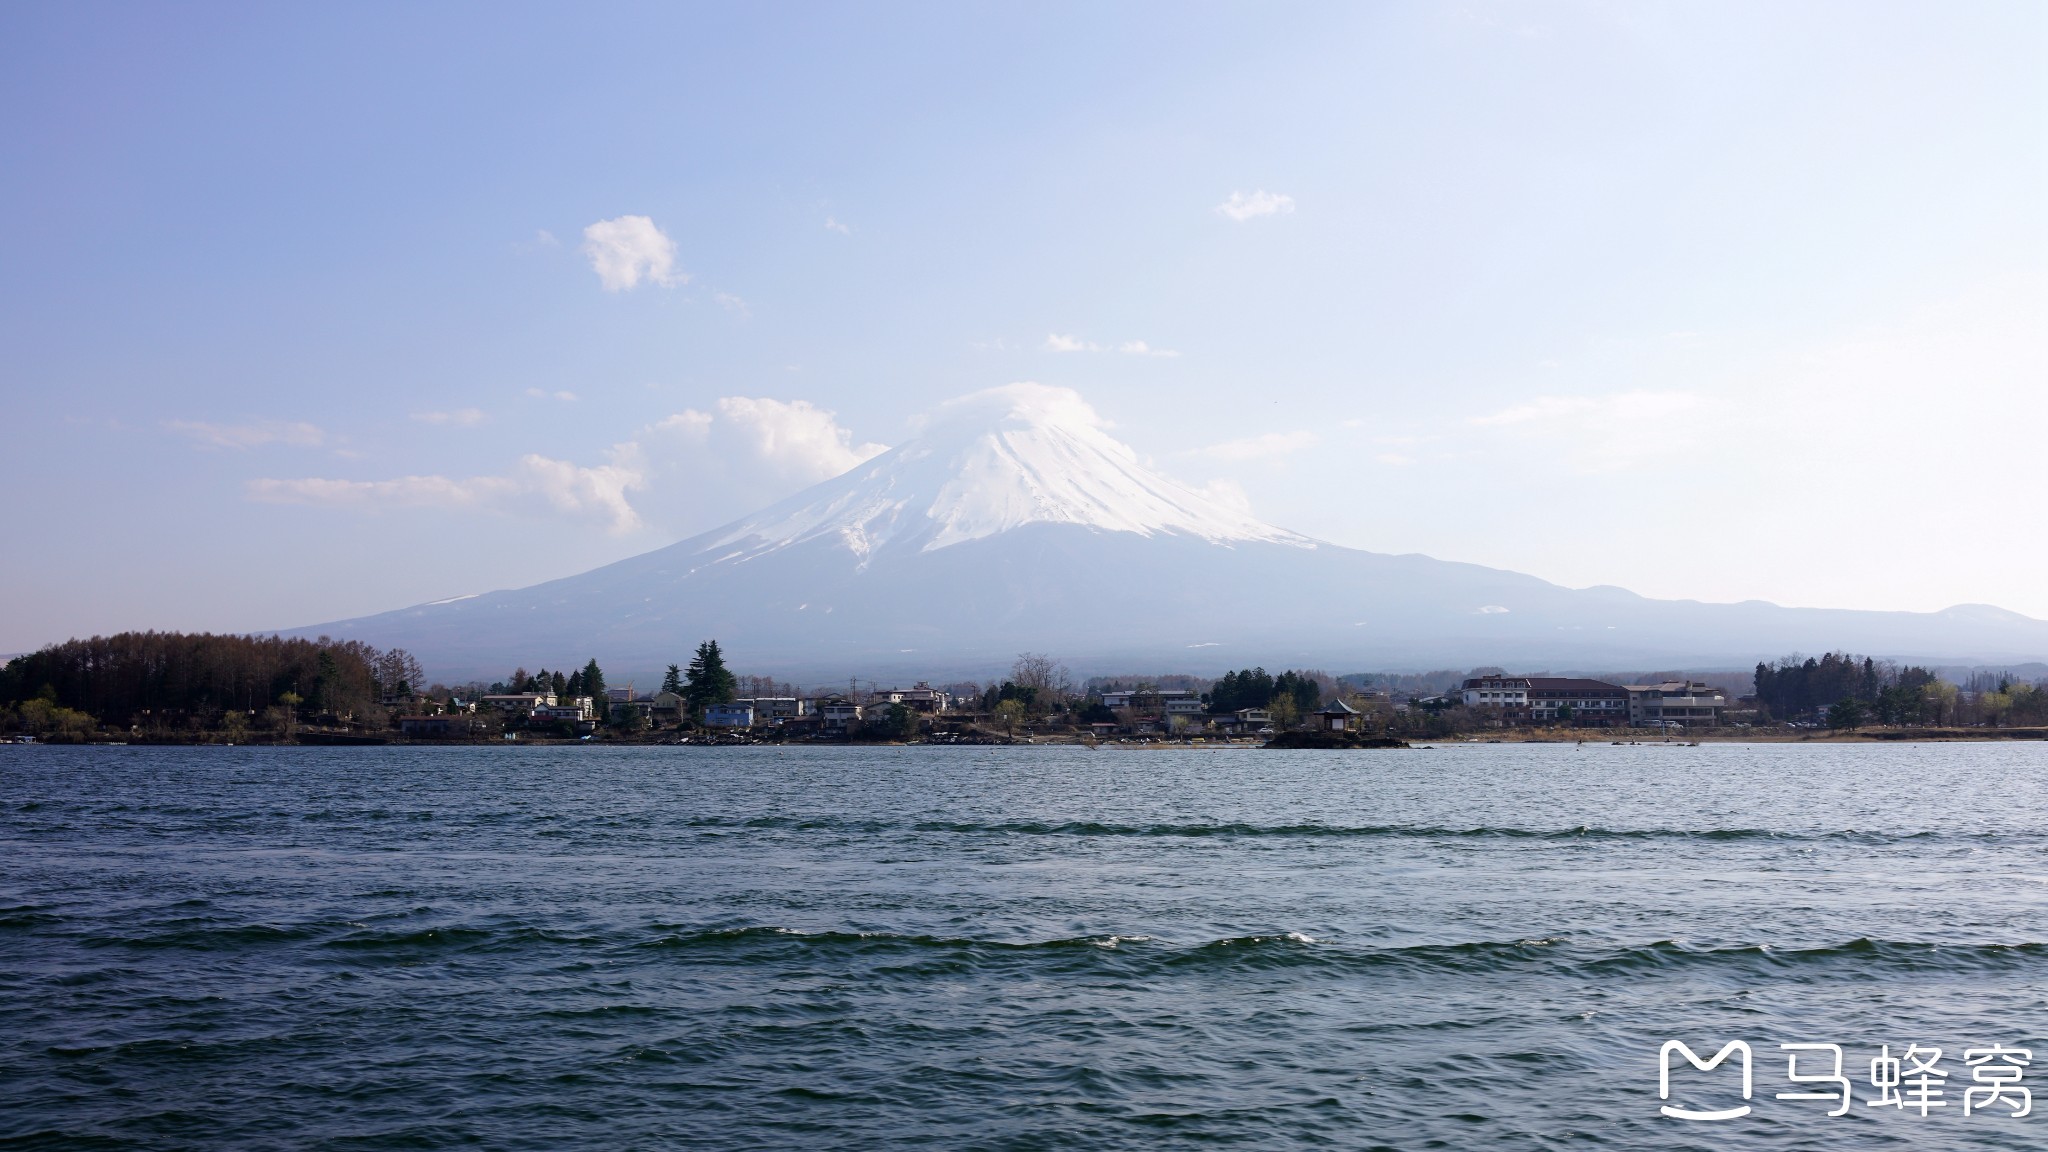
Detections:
1458,677,1529,710
1524,678,1629,725
1100,688,1202,713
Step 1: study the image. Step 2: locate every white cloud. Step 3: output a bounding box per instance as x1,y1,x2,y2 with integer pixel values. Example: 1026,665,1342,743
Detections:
824,216,850,234
715,292,751,317
525,388,578,401
1119,340,1180,358
1047,333,1179,356
625,397,889,535
410,408,486,427
1193,430,1320,462
1046,333,1101,352
1197,478,1254,513
581,215,684,291
652,409,713,436
1215,189,1296,221
249,452,645,534
534,229,559,247
167,419,325,449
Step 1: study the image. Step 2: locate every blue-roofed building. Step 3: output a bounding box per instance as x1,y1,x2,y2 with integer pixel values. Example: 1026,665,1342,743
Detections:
704,702,755,728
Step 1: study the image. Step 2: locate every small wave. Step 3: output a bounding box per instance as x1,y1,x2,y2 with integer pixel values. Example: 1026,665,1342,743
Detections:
629,926,2048,979
680,815,1994,843
1583,937,2048,975
0,904,64,930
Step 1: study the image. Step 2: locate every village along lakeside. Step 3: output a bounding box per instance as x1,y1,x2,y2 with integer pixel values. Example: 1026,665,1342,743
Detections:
3,631,2046,748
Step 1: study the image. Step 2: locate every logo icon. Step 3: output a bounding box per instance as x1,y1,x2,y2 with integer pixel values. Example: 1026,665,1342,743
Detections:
1661,1040,1754,1120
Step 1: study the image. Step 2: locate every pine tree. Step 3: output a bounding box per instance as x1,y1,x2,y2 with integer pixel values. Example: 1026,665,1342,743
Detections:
662,664,683,695
683,640,737,716
581,659,606,703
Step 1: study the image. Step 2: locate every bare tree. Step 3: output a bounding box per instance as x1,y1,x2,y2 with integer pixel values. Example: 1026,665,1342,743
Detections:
1011,653,1072,707
373,648,426,700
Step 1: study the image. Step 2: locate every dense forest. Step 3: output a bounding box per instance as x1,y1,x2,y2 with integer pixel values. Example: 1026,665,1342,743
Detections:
0,632,387,723
1752,652,2048,726
0,632,441,740
1208,668,1322,715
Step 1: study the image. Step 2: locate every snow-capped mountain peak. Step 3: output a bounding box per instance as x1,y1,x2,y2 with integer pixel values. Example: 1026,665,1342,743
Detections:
695,383,1314,563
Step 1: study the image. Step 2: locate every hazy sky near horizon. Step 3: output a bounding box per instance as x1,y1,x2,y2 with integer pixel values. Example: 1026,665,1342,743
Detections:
2,0,2044,654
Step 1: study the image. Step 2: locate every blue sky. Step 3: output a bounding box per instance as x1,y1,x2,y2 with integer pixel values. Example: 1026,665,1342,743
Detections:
2,0,2043,653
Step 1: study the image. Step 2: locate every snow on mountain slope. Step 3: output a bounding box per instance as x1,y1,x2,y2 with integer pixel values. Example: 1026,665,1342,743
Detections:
285,384,2048,681
693,384,1312,565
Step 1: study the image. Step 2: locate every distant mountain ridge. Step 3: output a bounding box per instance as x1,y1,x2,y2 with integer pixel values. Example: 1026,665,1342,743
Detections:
288,385,2048,682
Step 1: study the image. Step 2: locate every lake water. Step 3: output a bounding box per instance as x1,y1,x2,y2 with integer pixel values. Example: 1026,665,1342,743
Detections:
3,742,2046,1149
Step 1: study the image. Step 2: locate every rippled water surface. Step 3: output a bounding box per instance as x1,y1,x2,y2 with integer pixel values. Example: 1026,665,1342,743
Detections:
4,742,2047,1149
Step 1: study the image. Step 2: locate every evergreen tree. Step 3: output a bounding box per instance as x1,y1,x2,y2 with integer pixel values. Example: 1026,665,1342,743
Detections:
683,641,737,716
662,664,684,695
581,659,607,704
1274,670,1321,713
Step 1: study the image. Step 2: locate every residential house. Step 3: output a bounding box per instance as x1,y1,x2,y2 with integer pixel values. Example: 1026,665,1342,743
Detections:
482,692,554,713
535,698,594,724
879,683,951,713
646,691,684,725
1214,707,1272,734
605,687,645,724
399,715,470,739
813,694,862,731
1623,681,1729,727
744,697,807,724
703,702,755,728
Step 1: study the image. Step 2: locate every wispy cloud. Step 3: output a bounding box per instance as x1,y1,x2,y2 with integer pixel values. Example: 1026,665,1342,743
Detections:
167,419,325,449
1215,189,1295,221
715,292,751,318
824,216,850,235
626,397,888,534
250,452,645,533
1119,340,1180,358
1197,478,1254,512
1048,333,1181,357
581,215,685,291
526,388,578,402
1192,430,1319,462
410,408,486,427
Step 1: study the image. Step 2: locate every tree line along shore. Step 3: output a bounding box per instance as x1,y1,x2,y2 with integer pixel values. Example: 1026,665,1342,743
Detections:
2,631,2045,746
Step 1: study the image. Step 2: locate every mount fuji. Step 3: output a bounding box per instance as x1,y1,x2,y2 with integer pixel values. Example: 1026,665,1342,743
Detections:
292,384,2048,681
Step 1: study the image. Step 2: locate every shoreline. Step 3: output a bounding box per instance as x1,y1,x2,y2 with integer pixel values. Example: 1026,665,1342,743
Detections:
8,726,2047,749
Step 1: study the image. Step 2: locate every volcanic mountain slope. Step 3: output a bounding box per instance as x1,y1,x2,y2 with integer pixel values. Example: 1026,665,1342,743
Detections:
292,384,2048,681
